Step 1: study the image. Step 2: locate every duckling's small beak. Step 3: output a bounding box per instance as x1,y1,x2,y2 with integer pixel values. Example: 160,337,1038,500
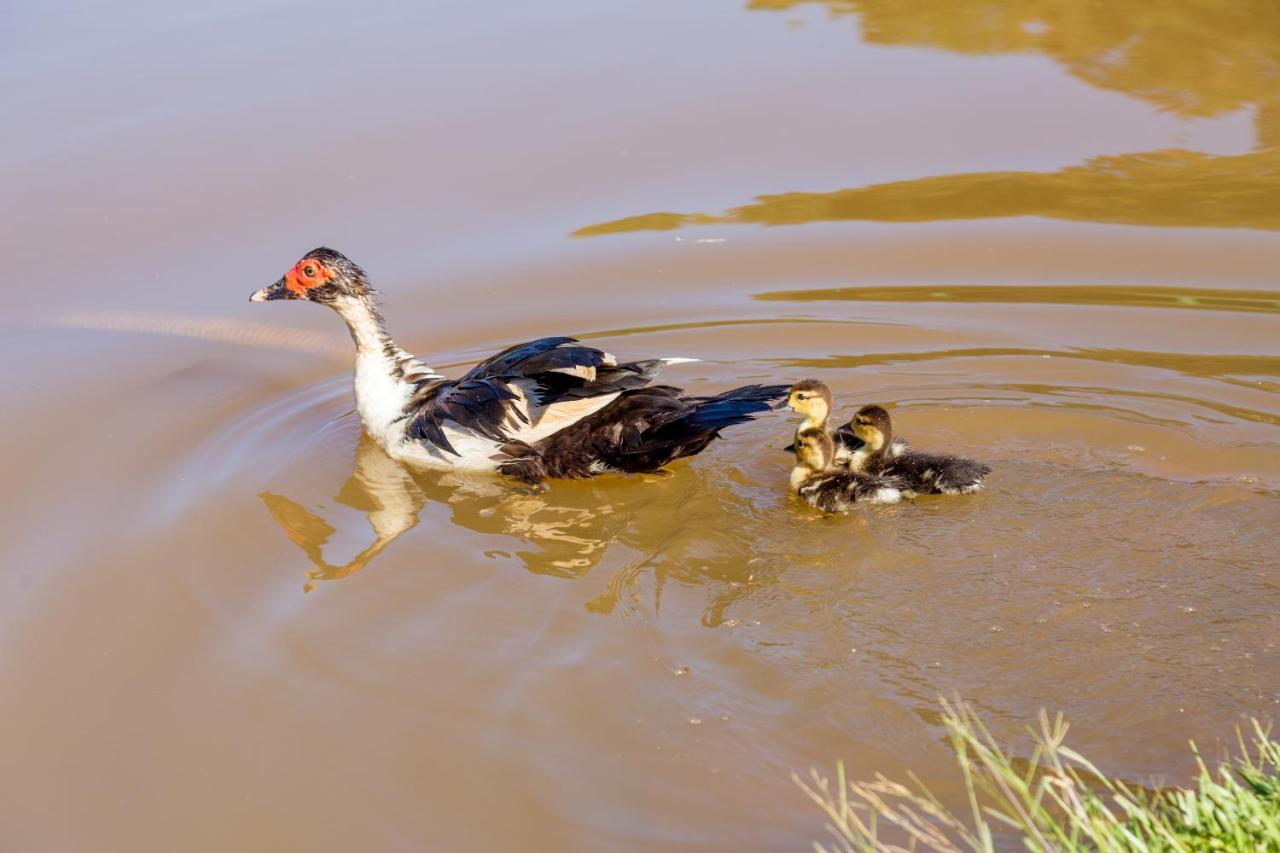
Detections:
250,277,299,302
772,398,792,410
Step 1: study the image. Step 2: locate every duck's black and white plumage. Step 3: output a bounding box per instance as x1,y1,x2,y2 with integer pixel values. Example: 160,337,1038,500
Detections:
251,248,788,485
847,405,990,495
790,427,904,511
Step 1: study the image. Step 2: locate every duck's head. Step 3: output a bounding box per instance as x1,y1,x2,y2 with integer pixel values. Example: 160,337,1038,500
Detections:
851,405,892,452
251,248,372,306
790,426,833,491
782,379,833,427
795,427,833,470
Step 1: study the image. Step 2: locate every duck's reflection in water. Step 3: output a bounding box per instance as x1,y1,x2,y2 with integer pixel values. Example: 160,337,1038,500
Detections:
259,432,842,620
263,435,630,592
261,434,712,599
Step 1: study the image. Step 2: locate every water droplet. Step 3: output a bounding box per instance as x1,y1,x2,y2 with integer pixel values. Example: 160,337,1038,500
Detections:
689,717,702,725
673,666,690,677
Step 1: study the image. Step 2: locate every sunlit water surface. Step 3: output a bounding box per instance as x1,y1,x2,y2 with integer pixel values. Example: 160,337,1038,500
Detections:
2,0,1278,850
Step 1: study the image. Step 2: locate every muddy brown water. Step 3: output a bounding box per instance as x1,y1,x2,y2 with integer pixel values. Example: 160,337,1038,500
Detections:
3,1,1279,850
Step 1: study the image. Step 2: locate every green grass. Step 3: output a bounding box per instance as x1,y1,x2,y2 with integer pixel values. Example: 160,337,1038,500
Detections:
795,699,1280,852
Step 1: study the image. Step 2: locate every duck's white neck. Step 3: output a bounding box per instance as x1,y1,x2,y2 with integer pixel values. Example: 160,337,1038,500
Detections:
331,295,440,449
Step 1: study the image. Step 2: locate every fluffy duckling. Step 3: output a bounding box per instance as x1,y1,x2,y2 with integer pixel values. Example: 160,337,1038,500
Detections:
848,405,990,495
782,379,904,463
790,427,903,511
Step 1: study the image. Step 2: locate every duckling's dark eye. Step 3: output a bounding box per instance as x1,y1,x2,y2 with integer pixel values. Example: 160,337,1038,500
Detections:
797,394,807,400
303,265,317,277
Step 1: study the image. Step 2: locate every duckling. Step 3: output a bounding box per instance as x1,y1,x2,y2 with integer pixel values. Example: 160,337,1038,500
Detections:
790,427,903,511
781,379,904,464
848,405,990,495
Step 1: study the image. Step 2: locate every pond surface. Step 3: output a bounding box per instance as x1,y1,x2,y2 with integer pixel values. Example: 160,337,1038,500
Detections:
2,0,1279,849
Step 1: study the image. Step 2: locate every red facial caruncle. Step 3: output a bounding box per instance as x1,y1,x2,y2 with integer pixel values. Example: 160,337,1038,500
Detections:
284,258,335,296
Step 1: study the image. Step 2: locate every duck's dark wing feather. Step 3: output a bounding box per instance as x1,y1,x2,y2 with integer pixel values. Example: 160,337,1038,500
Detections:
406,337,682,455
529,359,669,406
404,378,524,455
462,336,602,382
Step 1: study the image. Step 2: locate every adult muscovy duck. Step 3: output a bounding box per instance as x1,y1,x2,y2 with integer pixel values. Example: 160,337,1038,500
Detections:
251,248,788,485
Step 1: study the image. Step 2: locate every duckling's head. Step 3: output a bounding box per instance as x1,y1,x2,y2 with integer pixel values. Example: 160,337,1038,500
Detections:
251,248,374,306
784,379,833,428
790,426,834,491
851,405,892,452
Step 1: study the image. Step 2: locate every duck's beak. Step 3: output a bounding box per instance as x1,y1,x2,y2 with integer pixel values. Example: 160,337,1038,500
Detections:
250,277,300,302
772,398,793,410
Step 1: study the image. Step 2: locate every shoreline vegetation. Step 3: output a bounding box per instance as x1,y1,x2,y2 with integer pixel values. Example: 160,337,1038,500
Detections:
796,700,1280,851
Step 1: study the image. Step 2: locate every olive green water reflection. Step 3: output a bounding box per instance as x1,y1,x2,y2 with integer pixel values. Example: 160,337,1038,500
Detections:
576,0,1280,237
755,284,1280,314
574,149,1280,234
751,0,1280,124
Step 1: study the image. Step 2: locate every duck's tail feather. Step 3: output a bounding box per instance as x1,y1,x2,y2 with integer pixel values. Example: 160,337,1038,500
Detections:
620,383,789,457
677,383,791,432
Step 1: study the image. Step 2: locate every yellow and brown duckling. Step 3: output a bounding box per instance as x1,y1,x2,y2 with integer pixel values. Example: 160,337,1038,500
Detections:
782,379,902,463
783,379,833,432
790,426,904,510
848,405,990,495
